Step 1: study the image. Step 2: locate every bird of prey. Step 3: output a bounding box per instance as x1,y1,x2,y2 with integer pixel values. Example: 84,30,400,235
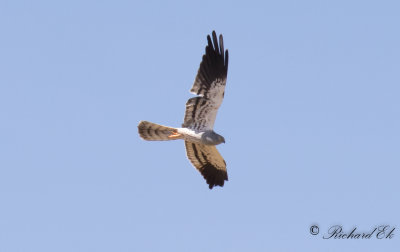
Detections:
138,31,229,189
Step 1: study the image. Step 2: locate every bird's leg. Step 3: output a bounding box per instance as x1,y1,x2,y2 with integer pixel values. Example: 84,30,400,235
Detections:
168,131,182,139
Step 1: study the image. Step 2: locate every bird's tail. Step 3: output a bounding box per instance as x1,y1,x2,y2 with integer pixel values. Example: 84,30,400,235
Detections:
138,121,183,141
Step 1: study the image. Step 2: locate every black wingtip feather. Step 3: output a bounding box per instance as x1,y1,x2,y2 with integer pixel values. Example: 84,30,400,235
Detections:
211,31,218,52
200,163,228,190
219,34,224,55
207,35,212,51
225,50,229,72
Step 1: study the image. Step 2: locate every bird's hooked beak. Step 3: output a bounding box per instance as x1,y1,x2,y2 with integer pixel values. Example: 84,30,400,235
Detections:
222,137,226,144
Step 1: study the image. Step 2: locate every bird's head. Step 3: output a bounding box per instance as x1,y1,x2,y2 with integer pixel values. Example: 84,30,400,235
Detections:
213,133,225,145
202,131,225,145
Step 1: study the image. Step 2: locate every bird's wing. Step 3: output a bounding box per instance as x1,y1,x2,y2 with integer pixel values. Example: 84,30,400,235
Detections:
182,31,229,131
184,141,228,189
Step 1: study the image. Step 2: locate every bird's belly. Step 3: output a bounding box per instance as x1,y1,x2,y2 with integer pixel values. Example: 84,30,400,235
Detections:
177,128,205,144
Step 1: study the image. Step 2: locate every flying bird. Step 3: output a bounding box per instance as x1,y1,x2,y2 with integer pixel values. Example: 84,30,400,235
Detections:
138,31,229,189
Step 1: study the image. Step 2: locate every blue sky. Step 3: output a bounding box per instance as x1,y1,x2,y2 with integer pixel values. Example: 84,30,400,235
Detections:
1,0,399,251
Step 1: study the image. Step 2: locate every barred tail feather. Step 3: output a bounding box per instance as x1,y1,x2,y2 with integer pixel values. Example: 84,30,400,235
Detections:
138,121,182,141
